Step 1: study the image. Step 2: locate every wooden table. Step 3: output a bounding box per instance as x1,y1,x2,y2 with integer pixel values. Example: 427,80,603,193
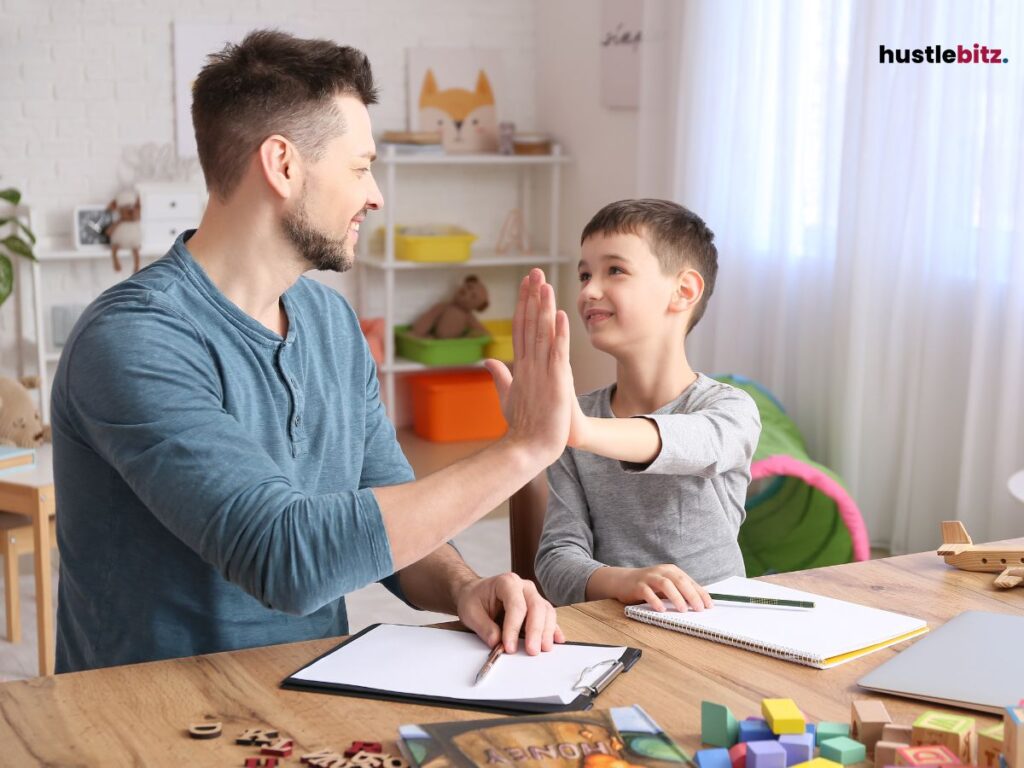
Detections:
0,443,55,676
0,542,1019,765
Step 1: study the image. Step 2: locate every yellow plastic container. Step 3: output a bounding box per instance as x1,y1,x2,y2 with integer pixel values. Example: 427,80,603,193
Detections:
395,225,476,262
482,319,513,362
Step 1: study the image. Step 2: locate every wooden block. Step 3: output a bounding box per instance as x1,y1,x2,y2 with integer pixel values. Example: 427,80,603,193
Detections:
237,728,279,746
747,740,788,768
853,701,893,756
730,742,748,768
883,725,914,744
896,744,960,766
703,701,740,747
697,748,734,768
346,742,384,757
302,752,348,768
818,723,852,746
779,734,814,766
349,751,384,768
821,737,867,766
187,721,222,739
913,711,975,764
740,720,775,743
1006,706,1024,768
876,741,908,768
244,760,279,768
261,739,294,758
978,723,1004,768
763,699,806,736
791,760,843,768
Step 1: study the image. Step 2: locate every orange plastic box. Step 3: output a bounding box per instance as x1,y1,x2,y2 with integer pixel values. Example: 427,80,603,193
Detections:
409,370,508,443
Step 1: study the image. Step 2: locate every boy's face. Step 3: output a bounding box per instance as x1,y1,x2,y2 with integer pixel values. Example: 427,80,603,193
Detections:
577,231,684,354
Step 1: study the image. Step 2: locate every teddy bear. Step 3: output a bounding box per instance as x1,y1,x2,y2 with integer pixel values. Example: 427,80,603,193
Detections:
411,275,490,339
0,376,47,448
105,188,143,273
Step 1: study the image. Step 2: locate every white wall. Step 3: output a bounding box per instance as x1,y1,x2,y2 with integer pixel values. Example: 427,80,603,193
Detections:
0,0,540,377
534,1,639,394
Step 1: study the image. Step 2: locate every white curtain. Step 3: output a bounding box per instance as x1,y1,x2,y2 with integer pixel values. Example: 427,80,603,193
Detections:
639,0,1024,552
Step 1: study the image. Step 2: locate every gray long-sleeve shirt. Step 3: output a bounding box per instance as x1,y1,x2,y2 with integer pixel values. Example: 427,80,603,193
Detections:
52,233,410,672
535,374,761,606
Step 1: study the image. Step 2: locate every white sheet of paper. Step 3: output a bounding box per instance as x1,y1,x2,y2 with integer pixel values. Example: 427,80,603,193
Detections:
290,624,627,704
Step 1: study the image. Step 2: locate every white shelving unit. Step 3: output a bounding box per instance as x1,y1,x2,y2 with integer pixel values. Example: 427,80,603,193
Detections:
18,246,164,423
357,145,571,419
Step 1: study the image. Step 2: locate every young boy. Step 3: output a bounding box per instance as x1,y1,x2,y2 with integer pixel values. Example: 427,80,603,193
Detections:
535,199,761,610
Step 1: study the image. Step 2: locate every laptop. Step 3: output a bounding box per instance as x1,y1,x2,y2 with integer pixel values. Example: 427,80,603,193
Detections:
858,610,1024,715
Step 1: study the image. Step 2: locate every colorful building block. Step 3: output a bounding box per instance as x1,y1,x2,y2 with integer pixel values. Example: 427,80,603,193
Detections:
779,733,815,766
978,723,1004,768
817,723,851,747
853,701,893,756
730,742,749,768
1007,706,1023,768
896,744,960,766
882,725,913,745
820,737,868,766
740,719,776,743
875,741,907,768
237,729,279,746
703,701,741,747
261,739,294,758
763,699,806,736
697,748,734,768
346,742,384,757
912,710,975,764
791,760,843,768
747,740,788,768
806,724,817,744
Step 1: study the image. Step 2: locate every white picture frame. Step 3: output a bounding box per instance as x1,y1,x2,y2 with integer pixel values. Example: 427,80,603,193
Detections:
72,205,114,252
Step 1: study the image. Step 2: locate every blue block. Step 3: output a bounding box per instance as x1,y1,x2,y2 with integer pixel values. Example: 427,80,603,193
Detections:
696,748,733,768
805,723,816,744
778,734,814,766
739,720,775,743
746,740,787,768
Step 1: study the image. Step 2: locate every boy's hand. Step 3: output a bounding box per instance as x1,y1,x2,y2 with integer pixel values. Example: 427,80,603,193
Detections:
566,396,590,449
484,269,573,466
588,565,712,612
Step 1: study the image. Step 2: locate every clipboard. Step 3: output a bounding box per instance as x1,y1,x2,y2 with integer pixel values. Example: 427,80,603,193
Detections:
281,623,642,715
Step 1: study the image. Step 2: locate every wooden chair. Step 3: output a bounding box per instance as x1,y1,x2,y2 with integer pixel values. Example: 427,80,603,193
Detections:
0,511,56,643
508,474,548,596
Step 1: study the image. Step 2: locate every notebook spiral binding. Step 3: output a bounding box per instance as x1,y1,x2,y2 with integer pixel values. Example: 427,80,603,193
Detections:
624,606,820,667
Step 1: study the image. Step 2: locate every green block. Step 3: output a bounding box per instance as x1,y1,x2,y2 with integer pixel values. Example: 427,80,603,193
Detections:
815,723,850,747
819,737,866,766
702,701,739,747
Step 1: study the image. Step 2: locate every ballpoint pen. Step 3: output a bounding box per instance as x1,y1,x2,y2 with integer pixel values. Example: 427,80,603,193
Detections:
474,643,505,685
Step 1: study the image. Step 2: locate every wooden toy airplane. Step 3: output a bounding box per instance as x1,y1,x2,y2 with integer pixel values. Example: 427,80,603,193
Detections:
938,521,1024,588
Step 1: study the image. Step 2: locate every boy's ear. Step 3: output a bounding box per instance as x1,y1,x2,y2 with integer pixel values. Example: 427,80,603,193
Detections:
670,268,704,314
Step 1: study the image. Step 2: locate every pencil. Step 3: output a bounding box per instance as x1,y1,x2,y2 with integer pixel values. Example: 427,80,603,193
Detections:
708,593,815,609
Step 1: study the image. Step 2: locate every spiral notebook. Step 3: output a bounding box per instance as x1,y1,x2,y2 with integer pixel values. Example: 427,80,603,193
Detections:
625,576,928,669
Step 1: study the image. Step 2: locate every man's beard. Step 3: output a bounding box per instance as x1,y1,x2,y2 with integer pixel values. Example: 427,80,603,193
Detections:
281,188,356,273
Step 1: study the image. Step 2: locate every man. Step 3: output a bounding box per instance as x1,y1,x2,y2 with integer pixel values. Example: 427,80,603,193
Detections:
51,30,574,672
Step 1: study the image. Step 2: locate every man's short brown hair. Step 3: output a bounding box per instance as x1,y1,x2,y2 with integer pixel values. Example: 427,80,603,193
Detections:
581,199,718,332
191,29,378,200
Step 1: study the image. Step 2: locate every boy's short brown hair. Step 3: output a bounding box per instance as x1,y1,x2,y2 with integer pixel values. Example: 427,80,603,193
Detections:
191,29,378,201
581,199,718,332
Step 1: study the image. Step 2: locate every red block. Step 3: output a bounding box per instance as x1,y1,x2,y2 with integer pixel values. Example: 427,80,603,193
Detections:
261,739,294,758
897,745,960,766
729,742,748,768
346,742,384,757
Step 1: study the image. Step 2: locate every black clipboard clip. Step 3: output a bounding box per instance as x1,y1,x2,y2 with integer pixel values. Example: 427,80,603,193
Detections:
572,658,626,696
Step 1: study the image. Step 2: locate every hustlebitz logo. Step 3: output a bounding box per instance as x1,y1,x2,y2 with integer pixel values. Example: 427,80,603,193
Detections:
880,44,1008,64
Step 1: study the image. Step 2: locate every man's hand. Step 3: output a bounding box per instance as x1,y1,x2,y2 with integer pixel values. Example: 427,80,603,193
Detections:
456,572,566,655
587,564,712,612
484,269,573,466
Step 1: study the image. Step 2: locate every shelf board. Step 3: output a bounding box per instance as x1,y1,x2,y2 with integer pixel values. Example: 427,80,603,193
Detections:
35,248,165,262
382,357,487,374
377,151,569,166
358,251,573,271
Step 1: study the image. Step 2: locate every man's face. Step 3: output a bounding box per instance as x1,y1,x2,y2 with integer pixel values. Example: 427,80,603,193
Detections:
282,94,382,272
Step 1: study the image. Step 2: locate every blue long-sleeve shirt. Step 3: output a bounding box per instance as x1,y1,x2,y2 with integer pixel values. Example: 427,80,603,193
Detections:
52,232,410,672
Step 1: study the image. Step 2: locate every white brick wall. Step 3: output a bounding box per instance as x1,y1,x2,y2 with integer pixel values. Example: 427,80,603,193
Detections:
0,0,540,377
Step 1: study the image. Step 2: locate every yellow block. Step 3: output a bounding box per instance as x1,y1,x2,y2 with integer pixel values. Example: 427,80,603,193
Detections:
792,759,843,768
762,698,806,735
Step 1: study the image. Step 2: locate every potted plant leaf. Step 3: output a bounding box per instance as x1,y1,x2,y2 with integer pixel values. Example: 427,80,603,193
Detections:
0,185,37,307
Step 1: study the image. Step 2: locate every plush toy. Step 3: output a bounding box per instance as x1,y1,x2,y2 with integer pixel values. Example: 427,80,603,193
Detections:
105,188,143,273
0,376,47,448
411,275,490,339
